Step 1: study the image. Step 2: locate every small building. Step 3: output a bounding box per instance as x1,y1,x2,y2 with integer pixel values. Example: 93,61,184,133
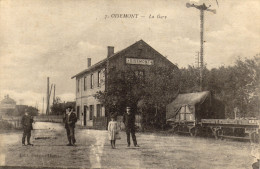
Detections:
0,95,17,117
166,91,225,124
0,95,21,129
72,40,177,128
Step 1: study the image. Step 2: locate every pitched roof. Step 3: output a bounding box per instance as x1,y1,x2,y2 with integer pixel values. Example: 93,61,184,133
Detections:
71,40,142,79
1,95,16,105
71,39,176,79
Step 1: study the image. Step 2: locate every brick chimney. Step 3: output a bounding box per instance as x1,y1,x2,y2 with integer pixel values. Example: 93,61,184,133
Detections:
87,58,91,67
107,46,114,58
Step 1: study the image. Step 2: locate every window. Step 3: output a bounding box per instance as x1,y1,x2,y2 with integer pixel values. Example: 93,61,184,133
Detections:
135,70,145,80
83,105,87,126
89,105,94,120
76,106,80,119
96,104,102,117
178,106,194,121
91,74,94,89
77,79,80,92
84,76,87,91
98,71,101,87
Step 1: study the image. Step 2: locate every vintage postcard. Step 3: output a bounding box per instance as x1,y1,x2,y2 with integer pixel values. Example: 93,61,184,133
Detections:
0,0,259,168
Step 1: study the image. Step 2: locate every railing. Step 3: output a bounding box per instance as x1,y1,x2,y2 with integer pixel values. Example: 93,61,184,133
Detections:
201,119,259,126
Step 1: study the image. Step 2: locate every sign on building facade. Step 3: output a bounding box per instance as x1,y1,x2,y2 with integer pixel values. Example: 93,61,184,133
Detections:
126,58,154,65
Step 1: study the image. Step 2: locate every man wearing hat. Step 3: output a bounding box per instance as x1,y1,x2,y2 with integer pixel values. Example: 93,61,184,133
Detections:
123,107,139,147
21,110,34,146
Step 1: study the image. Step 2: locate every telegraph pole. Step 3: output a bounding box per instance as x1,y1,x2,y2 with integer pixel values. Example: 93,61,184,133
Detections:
46,77,49,115
186,3,216,91
200,8,204,91
53,84,56,105
48,84,53,115
195,51,200,68
42,97,44,114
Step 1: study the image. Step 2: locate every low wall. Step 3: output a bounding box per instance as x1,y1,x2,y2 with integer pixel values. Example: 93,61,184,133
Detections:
0,116,22,129
34,115,63,123
0,115,64,129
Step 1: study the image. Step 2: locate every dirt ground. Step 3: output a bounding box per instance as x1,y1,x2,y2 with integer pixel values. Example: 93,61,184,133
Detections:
0,122,259,169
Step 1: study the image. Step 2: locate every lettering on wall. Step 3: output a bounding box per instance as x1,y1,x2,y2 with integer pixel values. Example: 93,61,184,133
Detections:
126,58,154,65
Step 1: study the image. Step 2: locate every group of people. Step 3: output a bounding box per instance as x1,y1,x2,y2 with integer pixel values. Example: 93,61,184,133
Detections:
21,106,139,149
62,106,139,148
21,107,78,146
108,106,139,149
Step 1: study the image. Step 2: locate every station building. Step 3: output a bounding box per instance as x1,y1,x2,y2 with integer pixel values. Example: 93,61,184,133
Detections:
72,40,177,127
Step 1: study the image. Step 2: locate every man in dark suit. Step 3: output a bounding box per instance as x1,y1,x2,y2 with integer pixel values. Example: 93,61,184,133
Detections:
252,160,259,169
21,110,34,146
63,107,77,146
123,107,139,147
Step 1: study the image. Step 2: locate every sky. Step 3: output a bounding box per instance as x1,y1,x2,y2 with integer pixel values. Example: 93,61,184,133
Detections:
0,0,259,113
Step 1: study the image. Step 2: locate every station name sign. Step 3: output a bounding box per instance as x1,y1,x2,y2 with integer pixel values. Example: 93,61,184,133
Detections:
126,58,154,65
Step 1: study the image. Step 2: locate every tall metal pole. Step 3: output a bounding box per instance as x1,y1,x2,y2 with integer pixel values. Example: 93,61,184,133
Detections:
53,84,55,105
200,9,204,91
42,97,44,114
46,77,49,115
48,84,53,115
197,51,200,68
186,3,216,91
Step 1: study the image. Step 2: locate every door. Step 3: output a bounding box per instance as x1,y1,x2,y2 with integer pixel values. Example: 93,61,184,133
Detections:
76,106,80,119
84,105,87,126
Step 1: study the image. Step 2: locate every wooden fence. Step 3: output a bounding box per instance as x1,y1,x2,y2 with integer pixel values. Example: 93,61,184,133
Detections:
117,115,141,130
91,115,141,130
93,116,107,130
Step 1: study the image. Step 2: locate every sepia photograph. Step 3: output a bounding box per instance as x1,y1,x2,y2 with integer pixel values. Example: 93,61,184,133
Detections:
0,0,259,168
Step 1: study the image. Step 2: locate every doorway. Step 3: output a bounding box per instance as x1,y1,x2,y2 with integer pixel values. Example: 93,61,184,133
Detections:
84,105,87,126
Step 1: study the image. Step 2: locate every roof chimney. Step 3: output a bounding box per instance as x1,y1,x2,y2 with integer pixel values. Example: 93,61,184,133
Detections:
107,46,114,58
87,58,91,67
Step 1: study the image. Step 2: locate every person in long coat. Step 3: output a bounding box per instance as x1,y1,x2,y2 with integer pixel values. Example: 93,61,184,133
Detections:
123,107,139,147
21,110,34,146
63,107,77,146
108,115,120,149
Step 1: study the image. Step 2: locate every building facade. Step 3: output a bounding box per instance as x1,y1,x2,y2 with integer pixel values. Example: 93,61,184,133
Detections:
72,40,177,127
0,95,17,117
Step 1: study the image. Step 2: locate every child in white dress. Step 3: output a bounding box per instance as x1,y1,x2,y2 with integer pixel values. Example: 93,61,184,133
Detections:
108,116,119,149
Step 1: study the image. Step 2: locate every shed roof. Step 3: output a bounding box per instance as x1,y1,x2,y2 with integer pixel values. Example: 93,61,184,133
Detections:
166,91,211,120
170,91,210,108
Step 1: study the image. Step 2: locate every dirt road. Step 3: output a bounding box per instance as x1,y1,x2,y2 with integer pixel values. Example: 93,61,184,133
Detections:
0,122,258,169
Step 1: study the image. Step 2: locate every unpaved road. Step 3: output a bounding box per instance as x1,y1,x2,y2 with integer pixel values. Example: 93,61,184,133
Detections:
0,122,258,169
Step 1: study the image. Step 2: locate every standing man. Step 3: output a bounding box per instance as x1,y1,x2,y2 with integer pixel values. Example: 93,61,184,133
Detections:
21,110,34,146
123,107,139,147
63,107,77,146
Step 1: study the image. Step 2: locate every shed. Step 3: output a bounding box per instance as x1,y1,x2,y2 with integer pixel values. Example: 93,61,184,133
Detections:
166,91,225,123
